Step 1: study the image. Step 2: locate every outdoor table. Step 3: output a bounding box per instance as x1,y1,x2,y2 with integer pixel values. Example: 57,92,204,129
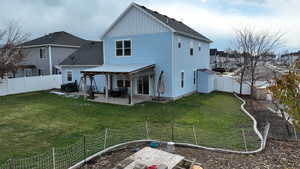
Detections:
114,147,184,169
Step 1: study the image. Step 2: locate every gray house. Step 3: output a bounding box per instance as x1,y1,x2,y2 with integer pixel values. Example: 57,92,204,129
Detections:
60,41,105,92
16,31,86,77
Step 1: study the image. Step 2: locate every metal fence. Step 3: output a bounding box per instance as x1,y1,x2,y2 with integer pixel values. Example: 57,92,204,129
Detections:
0,122,267,169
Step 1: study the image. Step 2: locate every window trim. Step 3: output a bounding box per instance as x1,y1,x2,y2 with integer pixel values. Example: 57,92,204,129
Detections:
181,71,184,88
115,39,132,57
67,70,73,82
38,69,44,76
40,48,46,60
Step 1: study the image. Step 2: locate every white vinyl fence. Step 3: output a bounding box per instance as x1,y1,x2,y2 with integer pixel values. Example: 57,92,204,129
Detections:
214,75,251,95
0,75,62,96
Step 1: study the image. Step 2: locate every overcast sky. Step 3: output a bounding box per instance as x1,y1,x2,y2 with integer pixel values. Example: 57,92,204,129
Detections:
0,0,299,52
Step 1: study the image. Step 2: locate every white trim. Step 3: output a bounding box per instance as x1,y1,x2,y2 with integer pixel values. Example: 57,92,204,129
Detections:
22,44,81,49
175,31,213,43
100,3,174,40
103,40,106,64
49,45,53,75
39,47,47,60
114,39,132,57
60,65,102,68
171,34,175,98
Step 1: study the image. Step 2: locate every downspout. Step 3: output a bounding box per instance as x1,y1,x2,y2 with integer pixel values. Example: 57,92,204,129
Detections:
49,45,53,75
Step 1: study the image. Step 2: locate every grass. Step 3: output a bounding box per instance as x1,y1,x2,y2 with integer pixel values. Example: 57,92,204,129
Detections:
0,91,257,162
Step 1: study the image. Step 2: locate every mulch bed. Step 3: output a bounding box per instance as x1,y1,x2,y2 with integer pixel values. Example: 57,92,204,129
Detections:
241,96,299,140
79,139,300,169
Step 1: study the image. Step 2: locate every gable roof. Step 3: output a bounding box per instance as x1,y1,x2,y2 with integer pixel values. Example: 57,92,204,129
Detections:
102,3,212,43
22,31,87,47
134,3,212,43
60,41,103,66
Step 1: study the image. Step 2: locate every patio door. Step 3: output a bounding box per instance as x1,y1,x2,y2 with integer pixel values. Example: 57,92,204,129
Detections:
137,75,149,95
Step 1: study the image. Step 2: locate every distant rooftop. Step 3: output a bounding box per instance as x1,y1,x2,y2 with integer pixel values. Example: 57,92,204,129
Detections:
60,41,103,66
22,31,87,47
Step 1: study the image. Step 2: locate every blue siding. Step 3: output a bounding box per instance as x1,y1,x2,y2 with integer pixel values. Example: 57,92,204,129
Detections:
173,34,210,97
104,32,173,97
197,71,215,93
62,67,106,92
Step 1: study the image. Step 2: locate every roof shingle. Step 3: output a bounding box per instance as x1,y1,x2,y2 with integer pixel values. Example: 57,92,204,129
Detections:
60,41,103,66
22,31,86,47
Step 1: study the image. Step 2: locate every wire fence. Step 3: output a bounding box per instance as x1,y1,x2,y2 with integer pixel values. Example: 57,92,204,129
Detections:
0,122,268,169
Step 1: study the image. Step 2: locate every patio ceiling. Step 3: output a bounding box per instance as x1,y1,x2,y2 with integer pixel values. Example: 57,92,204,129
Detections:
81,64,155,75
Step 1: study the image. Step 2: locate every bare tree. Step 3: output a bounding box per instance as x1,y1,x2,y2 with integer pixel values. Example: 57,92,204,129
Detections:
233,26,284,96
0,22,30,78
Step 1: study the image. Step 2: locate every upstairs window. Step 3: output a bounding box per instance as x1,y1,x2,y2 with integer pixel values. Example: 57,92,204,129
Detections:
181,71,184,88
190,48,194,56
190,41,194,56
116,40,131,56
178,37,182,48
40,48,46,59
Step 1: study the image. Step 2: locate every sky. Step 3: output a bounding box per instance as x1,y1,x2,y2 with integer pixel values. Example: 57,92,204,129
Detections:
0,0,299,52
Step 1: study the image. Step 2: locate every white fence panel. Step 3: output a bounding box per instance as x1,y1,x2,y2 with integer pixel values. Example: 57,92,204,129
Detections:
214,75,251,95
0,75,62,96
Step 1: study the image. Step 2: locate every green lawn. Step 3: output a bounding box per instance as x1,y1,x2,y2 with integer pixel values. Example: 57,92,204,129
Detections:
0,91,258,162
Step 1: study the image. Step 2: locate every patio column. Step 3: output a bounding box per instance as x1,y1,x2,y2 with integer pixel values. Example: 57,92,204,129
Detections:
105,74,109,103
129,75,133,105
83,74,87,99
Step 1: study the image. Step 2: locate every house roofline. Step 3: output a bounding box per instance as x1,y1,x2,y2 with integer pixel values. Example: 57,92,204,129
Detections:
60,65,102,68
22,44,81,49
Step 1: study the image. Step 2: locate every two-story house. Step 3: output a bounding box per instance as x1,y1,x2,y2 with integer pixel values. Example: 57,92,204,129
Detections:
78,3,212,104
16,31,86,77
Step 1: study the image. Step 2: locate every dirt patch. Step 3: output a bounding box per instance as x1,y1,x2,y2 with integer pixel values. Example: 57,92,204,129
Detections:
79,139,299,169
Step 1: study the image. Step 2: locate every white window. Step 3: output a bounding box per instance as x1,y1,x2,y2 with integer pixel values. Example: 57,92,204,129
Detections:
190,41,194,56
38,69,44,76
116,40,131,56
193,69,197,85
181,71,184,88
40,48,46,59
67,71,72,82
198,43,202,52
178,37,182,48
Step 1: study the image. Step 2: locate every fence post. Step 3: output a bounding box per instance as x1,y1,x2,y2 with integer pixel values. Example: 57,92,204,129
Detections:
52,147,56,169
241,129,248,152
145,121,150,140
83,136,87,164
171,122,174,142
193,125,198,145
294,127,298,141
104,128,108,149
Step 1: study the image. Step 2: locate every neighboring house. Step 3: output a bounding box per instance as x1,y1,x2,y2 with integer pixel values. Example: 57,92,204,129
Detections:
16,31,86,77
210,49,241,71
60,41,105,92
280,51,300,66
79,2,212,102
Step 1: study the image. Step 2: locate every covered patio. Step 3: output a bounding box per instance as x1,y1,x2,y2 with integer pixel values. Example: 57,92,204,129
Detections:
81,64,156,105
